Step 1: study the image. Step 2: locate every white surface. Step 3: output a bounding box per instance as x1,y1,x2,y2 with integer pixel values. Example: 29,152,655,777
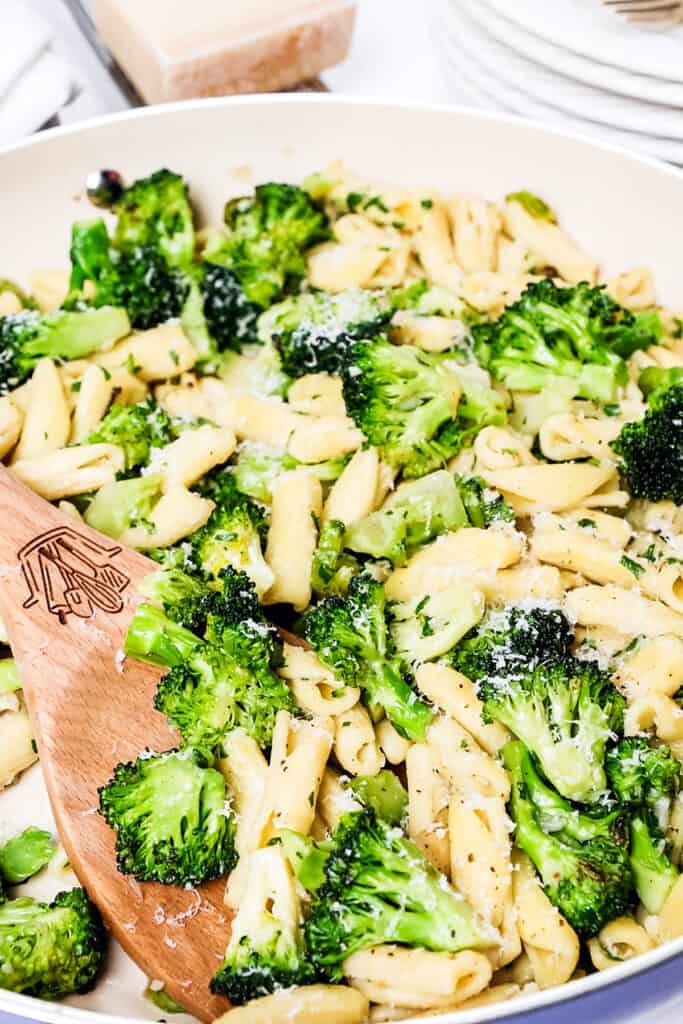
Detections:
1,97,683,1024
0,0,79,143
448,0,683,139
441,25,683,164
481,0,683,83
465,0,683,106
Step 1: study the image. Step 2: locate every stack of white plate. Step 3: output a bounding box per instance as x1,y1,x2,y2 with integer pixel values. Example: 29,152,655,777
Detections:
440,0,683,164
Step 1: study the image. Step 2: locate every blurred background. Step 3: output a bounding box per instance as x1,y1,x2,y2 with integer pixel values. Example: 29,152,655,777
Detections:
3,0,683,163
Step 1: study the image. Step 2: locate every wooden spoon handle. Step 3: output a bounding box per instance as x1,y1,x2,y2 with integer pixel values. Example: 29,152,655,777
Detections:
0,464,230,1021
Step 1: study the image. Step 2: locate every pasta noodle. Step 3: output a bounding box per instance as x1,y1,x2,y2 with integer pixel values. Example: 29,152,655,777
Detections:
343,946,492,1009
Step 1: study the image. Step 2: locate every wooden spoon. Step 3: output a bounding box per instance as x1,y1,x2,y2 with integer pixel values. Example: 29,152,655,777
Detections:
0,464,231,1022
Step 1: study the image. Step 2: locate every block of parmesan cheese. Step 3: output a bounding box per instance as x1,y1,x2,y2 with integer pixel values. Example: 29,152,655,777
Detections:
94,0,357,103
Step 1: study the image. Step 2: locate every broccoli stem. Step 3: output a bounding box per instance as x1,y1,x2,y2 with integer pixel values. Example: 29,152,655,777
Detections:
124,603,202,667
630,817,679,914
365,661,432,742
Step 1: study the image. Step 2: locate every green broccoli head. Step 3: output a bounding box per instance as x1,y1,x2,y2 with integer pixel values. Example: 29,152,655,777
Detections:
112,169,195,268
480,655,624,804
472,280,660,403
302,572,433,741
612,383,683,505
190,470,273,597
300,809,495,976
341,338,464,478
211,846,317,1003
606,737,682,824
0,888,106,998
83,474,164,541
87,399,173,472
232,443,347,504
98,747,236,886
606,736,682,913
128,568,294,750
68,219,189,330
456,476,515,528
205,183,328,308
0,306,130,393
503,741,634,936
260,288,393,378
452,604,575,683
345,470,467,565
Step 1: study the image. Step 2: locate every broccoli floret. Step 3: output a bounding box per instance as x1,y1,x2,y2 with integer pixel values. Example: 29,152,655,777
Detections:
452,604,574,682
606,737,682,825
606,737,682,912
504,741,633,936
297,809,493,976
345,470,467,565
456,476,515,528
232,443,347,503
484,658,624,804
180,263,261,363
0,828,55,885
455,607,622,803
87,399,173,472
612,383,683,505
637,366,683,403
472,280,660,403
260,288,393,377
302,572,432,741
311,519,358,597
341,339,462,478
99,747,236,886
390,580,485,664
0,888,106,998
83,474,164,541
349,770,408,826
188,469,272,596
205,183,328,308
112,169,195,268
342,340,504,478
211,846,317,1003
0,306,130,394
127,569,294,750
68,219,189,330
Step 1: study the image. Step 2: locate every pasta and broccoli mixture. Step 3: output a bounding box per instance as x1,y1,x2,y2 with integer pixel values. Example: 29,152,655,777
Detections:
1,163,683,1022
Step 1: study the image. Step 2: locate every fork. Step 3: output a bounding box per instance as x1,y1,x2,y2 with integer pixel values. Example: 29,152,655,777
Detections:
603,0,683,23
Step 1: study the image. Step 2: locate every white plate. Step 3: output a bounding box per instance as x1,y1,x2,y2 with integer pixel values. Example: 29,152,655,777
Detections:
481,0,683,84
465,0,683,107
2,96,683,1024
447,0,683,138
441,30,683,164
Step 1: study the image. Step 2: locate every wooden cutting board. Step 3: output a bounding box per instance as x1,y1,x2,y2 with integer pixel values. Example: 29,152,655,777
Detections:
94,0,356,103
